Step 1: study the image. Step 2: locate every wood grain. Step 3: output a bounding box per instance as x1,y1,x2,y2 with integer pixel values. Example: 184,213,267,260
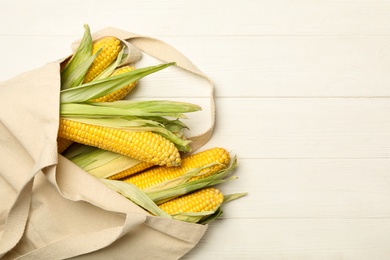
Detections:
183,219,390,259
3,36,390,98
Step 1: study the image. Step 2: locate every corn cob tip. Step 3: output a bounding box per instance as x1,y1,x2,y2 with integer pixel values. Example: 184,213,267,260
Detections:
83,36,122,83
158,187,224,215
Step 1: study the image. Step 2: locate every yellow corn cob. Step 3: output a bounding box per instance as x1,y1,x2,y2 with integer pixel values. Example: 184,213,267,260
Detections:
107,161,155,180
83,36,122,83
158,187,224,214
58,118,181,166
123,147,230,190
57,137,74,153
90,66,137,102
58,66,138,153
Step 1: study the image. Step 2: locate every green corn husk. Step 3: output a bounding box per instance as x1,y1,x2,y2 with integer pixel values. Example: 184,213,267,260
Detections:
146,157,238,204
61,24,95,90
60,63,175,103
223,192,248,203
100,178,171,219
92,47,126,81
61,51,101,90
140,117,189,138
61,25,128,89
198,207,224,224
64,143,143,179
170,210,217,223
60,100,201,119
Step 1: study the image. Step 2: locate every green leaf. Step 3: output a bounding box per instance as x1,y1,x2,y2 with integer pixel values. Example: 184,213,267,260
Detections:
198,207,224,224
143,163,221,193
171,210,217,223
90,100,201,118
60,100,200,119
60,116,162,128
64,144,143,179
62,142,97,159
100,179,171,219
60,63,175,103
92,47,126,81
61,50,100,90
61,24,93,89
223,192,248,204
141,117,189,133
146,157,238,204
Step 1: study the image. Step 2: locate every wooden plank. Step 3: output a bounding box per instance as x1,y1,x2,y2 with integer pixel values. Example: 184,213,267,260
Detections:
201,98,390,159
1,1,390,36
182,218,390,259
2,36,390,98
114,97,390,160
217,158,390,219
153,36,390,98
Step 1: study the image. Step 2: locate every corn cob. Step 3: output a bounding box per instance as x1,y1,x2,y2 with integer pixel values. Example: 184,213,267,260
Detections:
58,118,181,166
90,66,137,102
158,187,224,214
123,147,230,190
58,66,139,153
107,161,155,180
83,36,122,83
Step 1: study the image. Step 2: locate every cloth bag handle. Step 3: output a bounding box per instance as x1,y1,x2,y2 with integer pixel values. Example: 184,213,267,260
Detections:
0,28,214,259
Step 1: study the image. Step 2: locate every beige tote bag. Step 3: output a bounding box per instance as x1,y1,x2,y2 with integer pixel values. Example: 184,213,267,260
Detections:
0,27,215,259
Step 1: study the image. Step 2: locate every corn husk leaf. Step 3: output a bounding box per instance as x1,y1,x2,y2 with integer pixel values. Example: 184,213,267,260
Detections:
223,192,248,203
198,207,224,224
100,179,171,219
64,145,106,169
64,145,142,178
92,47,126,81
61,51,100,90
147,157,238,204
150,175,237,205
87,156,141,179
141,117,189,135
62,142,97,159
171,210,217,223
60,100,201,119
60,63,175,103
61,116,162,128
92,100,201,115
61,24,93,89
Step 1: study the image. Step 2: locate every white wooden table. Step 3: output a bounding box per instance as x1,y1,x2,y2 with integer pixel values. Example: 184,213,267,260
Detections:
1,0,390,259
